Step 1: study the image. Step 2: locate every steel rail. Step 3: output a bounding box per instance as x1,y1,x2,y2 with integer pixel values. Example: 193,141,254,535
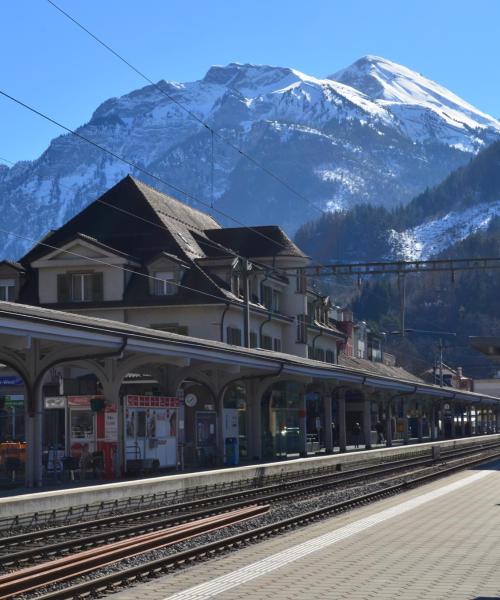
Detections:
1,440,497,562
0,505,269,600
1,441,498,570
28,447,500,600
1,441,492,556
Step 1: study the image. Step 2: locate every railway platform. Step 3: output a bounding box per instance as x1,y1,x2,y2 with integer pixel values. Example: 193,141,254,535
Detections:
2,433,499,521
107,458,500,600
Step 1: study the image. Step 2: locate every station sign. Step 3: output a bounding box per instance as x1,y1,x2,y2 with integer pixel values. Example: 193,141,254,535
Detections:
126,395,181,408
0,376,23,386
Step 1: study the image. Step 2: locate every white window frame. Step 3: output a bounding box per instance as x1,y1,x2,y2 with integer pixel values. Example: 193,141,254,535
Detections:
0,278,15,301
154,271,176,296
71,273,93,302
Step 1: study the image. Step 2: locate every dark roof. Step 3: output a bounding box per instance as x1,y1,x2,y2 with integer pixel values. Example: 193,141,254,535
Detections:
21,176,220,266
17,176,307,309
338,354,423,383
204,226,307,259
0,260,25,272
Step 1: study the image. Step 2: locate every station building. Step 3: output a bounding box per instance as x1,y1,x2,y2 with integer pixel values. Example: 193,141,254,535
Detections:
1,177,499,487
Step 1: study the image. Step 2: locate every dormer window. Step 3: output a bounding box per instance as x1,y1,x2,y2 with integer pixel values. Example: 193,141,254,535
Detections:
57,272,103,302
0,279,15,301
153,271,176,296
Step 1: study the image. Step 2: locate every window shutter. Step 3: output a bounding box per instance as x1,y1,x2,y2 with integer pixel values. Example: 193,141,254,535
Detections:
92,272,104,301
57,274,71,302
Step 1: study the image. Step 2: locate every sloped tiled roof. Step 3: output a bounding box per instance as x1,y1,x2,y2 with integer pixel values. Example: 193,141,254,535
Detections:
338,354,423,383
204,225,307,259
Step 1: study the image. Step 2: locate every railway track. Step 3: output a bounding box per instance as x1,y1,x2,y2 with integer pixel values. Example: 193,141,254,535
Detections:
0,505,269,600
1,441,498,568
0,442,499,600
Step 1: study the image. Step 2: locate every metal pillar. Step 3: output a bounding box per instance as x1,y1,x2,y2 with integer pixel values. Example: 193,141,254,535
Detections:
467,406,472,436
299,391,307,457
34,401,43,487
417,415,424,442
496,406,500,434
385,399,393,447
337,390,347,453
25,413,35,488
363,397,372,450
323,393,333,454
248,381,262,461
450,405,456,439
403,415,409,445
430,403,437,441
460,406,465,437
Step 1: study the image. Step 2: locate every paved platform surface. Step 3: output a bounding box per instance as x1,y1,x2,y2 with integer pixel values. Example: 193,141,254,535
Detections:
108,460,500,600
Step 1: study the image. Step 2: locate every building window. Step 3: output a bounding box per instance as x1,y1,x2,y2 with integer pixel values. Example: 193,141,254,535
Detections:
0,278,15,301
262,285,273,310
262,286,281,312
261,335,273,350
297,315,307,344
154,271,176,296
250,332,258,348
315,348,325,361
57,272,103,303
226,326,242,346
72,273,93,302
296,270,307,293
273,338,281,352
326,350,335,364
307,345,314,359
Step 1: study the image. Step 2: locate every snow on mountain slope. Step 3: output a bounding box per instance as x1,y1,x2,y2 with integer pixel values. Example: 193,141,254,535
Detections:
333,56,500,151
2,58,500,259
388,201,500,260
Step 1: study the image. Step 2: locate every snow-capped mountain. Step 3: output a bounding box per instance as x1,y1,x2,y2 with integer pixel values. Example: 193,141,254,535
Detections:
388,201,500,260
333,55,500,152
1,56,499,259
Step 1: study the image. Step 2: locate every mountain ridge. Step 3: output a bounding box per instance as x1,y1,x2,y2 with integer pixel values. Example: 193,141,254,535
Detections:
1,56,499,259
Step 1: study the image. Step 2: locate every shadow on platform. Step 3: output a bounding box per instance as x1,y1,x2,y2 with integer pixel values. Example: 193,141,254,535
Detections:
472,458,500,471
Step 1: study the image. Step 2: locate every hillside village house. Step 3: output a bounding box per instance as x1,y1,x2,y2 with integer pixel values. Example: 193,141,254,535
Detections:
0,176,421,472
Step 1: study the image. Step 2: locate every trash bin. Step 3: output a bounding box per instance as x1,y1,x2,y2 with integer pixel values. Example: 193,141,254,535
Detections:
225,437,238,466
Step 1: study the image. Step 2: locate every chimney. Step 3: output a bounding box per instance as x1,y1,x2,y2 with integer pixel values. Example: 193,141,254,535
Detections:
457,367,463,378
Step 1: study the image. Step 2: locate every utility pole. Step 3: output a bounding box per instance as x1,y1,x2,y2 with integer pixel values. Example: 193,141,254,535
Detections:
398,273,406,337
242,259,252,348
439,337,444,387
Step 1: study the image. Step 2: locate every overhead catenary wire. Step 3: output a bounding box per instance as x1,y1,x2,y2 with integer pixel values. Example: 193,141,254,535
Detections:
44,0,327,219
0,88,291,256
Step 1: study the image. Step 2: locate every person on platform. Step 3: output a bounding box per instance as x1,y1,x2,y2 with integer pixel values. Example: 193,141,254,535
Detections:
79,444,92,480
352,422,361,448
375,420,385,444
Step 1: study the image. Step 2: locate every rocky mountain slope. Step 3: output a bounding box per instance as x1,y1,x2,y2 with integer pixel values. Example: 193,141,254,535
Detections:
2,56,500,259
296,140,500,263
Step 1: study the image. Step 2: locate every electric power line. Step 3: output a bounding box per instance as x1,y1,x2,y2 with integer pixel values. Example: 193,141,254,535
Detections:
44,0,327,219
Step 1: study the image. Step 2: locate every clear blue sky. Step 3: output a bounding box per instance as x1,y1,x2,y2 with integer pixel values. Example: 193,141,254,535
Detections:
1,0,499,163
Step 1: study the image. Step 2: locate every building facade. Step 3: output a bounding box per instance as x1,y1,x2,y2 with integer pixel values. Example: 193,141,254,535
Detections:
11,175,346,362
